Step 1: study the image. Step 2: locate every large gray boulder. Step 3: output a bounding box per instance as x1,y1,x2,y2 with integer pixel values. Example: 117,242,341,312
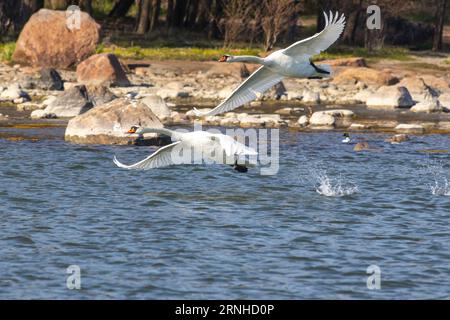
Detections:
0,84,30,102
43,85,92,117
322,109,354,128
12,9,100,68
20,68,64,90
410,98,442,113
297,115,309,127
76,53,130,87
302,91,320,104
439,92,450,109
85,85,117,106
366,86,414,109
395,123,425,134
38,68,64,90
39,85,116,118
141,95,171,120
65,98,164,145
309,111,336,128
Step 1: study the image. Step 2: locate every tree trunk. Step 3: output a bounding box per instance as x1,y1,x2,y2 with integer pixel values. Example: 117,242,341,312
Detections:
196,0,212,29
0,0,44,34
342,6,363,45
365,21,385,52
108,0,134,18
185,0,199,28
432,0,448,51
136,0,152,34
173,0,187,28
149,0,161,31
78,0,92,14
249,7,262,45
19,0,44,27
0,1,16,35
27,0,44,11
208,0,222,39
286,3,300,43
316,0,336,32
166,0,175,28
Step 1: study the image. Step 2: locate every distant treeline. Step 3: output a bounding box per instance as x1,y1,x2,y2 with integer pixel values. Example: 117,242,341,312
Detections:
0,0,448,51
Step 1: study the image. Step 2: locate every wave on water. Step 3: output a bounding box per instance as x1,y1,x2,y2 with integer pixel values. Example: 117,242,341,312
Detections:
312,169,359,197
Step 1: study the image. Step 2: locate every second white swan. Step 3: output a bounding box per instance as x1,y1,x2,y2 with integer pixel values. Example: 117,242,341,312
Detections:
113,126,258,172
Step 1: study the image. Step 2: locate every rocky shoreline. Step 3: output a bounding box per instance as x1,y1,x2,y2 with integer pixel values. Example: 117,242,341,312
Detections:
1,56,450,144
1,8,449,145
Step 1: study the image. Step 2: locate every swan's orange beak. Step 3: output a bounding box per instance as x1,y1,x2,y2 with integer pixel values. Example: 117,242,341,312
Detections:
127,127,137,134
219,55,228,62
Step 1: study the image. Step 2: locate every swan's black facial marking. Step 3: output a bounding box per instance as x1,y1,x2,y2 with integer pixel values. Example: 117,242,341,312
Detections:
127,125,140,134
309,60,330,74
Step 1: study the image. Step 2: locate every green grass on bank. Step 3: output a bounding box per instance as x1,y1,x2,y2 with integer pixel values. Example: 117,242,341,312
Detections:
96,45,261,61
0,41,419,64
313,46,412,62
97,44,413,62
0,42,15,62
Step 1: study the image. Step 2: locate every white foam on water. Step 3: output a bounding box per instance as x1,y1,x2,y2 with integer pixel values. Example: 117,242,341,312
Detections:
429,178,450,196
424,159,450,196
312,169,359,197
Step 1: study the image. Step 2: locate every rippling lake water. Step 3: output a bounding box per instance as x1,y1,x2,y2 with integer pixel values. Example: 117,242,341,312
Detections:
0,126,449,299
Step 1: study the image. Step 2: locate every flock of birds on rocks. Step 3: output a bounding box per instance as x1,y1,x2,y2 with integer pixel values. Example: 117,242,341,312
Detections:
114,11,346,173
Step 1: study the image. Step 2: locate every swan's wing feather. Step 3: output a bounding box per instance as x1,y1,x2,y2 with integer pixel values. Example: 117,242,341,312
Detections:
216,134,258,157
113,141,182,170
283,11,345,58
193,66,284,116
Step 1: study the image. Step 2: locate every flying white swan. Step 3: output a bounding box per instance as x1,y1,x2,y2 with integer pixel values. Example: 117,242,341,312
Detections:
193,11,346,117
113,126,258,172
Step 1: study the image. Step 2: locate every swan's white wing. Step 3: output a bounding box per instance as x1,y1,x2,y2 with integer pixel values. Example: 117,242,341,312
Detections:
283,11,345,59
216,134,258,157
113,141,182,170
193,66,284,117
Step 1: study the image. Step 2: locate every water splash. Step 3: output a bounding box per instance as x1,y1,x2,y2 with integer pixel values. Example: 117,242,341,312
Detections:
424,159,450,196
312,169,359,197
429,178,450,196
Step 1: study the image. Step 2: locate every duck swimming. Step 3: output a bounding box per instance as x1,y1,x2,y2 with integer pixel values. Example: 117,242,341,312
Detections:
342,133,351,143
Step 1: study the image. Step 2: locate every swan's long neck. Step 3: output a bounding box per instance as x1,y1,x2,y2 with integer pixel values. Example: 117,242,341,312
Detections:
139,127,181,140
229,55,265,64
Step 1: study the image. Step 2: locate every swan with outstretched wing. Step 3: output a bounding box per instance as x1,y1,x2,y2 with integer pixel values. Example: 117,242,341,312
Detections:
193,11,345,117
114,126,258,173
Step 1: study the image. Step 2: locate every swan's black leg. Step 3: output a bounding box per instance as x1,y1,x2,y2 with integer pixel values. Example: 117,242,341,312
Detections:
310,60,330,74
231,160,248,173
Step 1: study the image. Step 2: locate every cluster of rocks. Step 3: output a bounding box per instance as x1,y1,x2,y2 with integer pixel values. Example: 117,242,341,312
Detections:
0,83,30,104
